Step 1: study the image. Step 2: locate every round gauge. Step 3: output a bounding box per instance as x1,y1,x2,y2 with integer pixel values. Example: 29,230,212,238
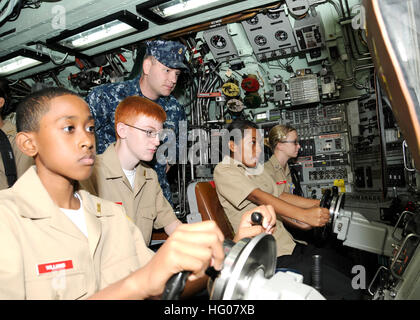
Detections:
267,12,280,20
227,99,245,113
254,35,267,47
210,35,227,49
275,30,288,41
246,16,259,25
222,82,240,97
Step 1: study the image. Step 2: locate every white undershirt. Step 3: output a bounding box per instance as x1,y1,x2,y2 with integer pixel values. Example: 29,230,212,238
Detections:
123,168,136,188
60,192,88,238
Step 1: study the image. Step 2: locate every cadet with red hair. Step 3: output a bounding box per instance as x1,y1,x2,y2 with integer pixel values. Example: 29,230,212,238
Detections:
81,96,181,246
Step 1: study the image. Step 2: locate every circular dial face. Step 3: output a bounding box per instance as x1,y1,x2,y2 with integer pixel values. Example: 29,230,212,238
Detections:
275,30,288,41
222,82,240,97
254,35,267,46
210,35,227,49
246,16,259,25
227,99,245,113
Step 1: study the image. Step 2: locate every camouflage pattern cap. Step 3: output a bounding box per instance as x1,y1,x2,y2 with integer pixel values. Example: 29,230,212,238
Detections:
146,40,188,70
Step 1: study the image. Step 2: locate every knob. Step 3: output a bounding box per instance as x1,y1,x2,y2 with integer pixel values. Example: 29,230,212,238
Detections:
251,212,263,225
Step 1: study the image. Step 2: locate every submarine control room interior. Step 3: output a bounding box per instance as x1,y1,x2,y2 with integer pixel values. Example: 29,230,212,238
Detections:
0,0,419,301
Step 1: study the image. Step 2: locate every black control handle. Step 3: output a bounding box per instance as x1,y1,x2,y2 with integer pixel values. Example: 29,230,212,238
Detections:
320,189,332,208
332,186,338,197
251,211,263,225
162,238,238,299
161,271,190,300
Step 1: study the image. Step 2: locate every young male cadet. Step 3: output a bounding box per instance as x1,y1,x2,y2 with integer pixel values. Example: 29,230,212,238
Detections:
80,96,181,245
86,39,188,206
0,86,276,299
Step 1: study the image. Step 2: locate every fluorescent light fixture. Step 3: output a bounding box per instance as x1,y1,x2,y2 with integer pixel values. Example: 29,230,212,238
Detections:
0,56,42,76
152,0,221,18
58,20,136,50
47,10,148,52
136,0,245,25
0,49,49,76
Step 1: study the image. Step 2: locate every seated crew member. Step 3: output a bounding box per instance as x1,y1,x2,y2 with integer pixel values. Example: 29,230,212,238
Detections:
264,124,321,230
214,119,360,299
0,79,33,189
0,87,276,299
80,96,181,246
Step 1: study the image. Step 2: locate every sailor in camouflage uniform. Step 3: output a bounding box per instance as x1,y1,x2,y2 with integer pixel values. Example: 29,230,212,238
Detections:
86,40,188,206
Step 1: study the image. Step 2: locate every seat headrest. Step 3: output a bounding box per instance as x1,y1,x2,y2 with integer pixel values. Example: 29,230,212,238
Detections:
195,181,235,240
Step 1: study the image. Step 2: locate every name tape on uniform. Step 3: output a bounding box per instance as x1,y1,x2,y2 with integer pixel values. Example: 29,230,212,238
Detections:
37,260,73,275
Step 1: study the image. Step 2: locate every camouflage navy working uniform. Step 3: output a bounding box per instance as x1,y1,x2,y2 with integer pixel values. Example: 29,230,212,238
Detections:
86,40,188,206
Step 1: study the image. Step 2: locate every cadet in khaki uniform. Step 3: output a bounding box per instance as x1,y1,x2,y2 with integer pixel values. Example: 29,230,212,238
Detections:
214,156,296,257
264,154,292,195
214,120,361,300
0,167,154,299
0,80,33,189
80,96,180,245
0,87,228,300
264,124,321,218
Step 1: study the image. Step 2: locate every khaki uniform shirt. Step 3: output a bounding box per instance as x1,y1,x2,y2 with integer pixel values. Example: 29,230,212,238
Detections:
0,166,154,300
80,143,178,245
214,156,296,257
0,120,34,190
264,155,293,195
